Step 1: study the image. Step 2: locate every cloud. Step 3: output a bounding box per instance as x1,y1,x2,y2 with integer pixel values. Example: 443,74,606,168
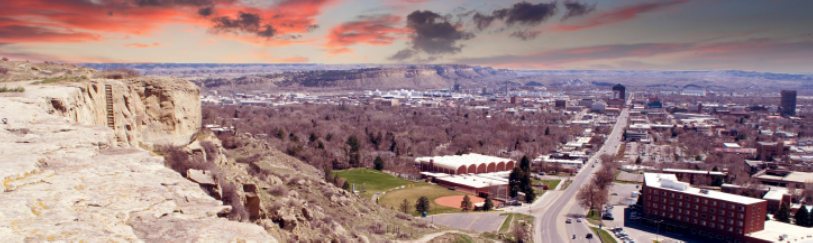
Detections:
133,0,223,7
509,30,541,41
388,49,415,61
555,0,689,31
123,42,167,48
453,39,813,71
0,24,104,43
404,10,474,55
210,11,278,38
561,0,596,21
198,7,214,17
473,1,558,30
324,14,406,56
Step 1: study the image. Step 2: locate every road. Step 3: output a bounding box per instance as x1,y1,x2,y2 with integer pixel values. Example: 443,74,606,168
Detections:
534,94,633,243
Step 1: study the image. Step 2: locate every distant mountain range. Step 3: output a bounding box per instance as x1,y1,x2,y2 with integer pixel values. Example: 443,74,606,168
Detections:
77,63,813,91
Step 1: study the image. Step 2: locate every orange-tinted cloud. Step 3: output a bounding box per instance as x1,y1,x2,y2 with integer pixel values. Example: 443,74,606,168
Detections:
324,14,407,55
124,42,167,48
554,0,690,32
0,0,335,45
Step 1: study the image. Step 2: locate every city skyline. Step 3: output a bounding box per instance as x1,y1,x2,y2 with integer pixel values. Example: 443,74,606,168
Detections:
2,0,812,73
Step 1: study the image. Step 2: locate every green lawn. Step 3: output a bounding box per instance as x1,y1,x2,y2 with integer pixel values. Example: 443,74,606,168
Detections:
562,180,573,190
532,179,561,190
378,183,467,216
591,227,618,243
499,213,534,232
335,169,412,198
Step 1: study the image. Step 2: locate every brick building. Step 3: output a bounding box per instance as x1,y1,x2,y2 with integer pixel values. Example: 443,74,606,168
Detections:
642,173,768,243
414,153,515,175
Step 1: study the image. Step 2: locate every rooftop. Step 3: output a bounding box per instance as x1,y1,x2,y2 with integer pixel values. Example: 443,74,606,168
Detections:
415,153,514,171
662,168,726,176
436,173,508,189
749,220,813,242
644,173,764,205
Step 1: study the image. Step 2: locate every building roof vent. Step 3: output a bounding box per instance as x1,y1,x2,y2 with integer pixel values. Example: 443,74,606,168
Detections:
700,189,709,194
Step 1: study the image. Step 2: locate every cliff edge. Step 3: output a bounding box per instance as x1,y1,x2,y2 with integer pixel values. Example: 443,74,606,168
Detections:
0,81,275,241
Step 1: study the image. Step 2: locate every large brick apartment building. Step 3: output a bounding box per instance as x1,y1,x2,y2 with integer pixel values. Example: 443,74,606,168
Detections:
642,173,769,243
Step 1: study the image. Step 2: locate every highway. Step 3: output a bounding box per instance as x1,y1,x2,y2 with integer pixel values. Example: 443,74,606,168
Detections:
534,94,633,243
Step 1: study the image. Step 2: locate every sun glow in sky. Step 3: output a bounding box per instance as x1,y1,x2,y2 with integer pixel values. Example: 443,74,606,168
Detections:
1,0,812,72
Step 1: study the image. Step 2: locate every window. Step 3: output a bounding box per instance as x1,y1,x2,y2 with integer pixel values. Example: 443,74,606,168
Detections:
729,205,735,210
669,200,674,205
710,223,715,227
676,208,682,213
662,199,666,203
738,214,744,219
738,206,745,211
685,210,690,215
737,229,743,234
718,218,724,223
720,210,725,215
686,196,691,200
662,191,666,196
729,212,734,217
693,212,698,216
727,227,732,232
678,202,683,206
670,193,674,198
694,198,699,202
710,215,716,220
661,205,666,210
710,208,716,213
701,221,707,226
711,201,716,206
692,219,698,223
737,221,743,226
701,214,707,219
694,205,699,209
720,202,725,207
647,196,651,200
645,209,650,214
669,213,674,218
661,212,666,216
728,219,734,224
702,206,707,212
678,195,683,199
648,189,652,193
654,203,658,207
685,217,690,222
677,215,681,220
718,225,724,230
654,196,659,200
758,208,761,213
703,199,708,204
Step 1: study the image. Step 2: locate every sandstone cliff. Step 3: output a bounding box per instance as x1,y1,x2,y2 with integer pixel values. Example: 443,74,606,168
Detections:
41,78,201,147
0,84,274,242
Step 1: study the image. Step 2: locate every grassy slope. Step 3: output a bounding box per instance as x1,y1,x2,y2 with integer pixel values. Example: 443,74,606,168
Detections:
591,227,618,243
379,183,467,216
335,169,412,198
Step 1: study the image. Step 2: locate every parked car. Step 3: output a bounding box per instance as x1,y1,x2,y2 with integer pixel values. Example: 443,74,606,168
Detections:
586,233,593,239
611,192,618,196
603,214,614,220
576,218,582,223
566,218,572,224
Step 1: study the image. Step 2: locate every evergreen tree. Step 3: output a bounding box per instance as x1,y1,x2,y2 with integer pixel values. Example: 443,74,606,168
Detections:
794,206,810,227
545,127,550,135
323,163,334,182
519,155,532,173
635,156,642,165
509,168,524,198
711,176,724,187
342,181,350,191
399,199,411,214
483,196,494,211
775,202,791,223
373,156,385,171
346,135,361,166
415,196,431,214
712,166,719,172
461,194,473,212
524,188,537,203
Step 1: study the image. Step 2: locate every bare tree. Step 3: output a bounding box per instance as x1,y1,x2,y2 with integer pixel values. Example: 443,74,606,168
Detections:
577,183,609,217
399,199,411,214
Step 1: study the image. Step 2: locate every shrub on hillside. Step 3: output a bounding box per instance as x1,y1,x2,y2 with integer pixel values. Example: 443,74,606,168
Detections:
395,213,411,220
236,153,262,164
0,67,8,75
221,182,250,222
267,185,289,197
200,141,218,162
93,68,140,79
158,145,216,175
1,57,8,61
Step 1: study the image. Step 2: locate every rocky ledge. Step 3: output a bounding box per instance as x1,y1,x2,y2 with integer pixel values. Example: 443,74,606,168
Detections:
0,85,275,242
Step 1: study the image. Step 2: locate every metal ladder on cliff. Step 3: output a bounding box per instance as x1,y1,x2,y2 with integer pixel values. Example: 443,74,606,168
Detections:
105,84,114,129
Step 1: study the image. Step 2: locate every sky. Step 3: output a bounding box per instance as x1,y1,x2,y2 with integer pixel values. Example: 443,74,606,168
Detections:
1,0,812,73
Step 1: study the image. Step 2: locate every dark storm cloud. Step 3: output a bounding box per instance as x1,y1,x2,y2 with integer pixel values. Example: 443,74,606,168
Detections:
197,6,214,17
388,49,415,61
473,1,558,30
210,11,281,37
406,10,474,55
510,30,540,41
562,0,596,21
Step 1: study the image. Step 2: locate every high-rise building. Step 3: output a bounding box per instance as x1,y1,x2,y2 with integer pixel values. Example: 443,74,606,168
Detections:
781,90,796,116
612,84,626,100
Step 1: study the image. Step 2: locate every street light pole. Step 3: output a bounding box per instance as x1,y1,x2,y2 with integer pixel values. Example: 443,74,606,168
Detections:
655,219,662,241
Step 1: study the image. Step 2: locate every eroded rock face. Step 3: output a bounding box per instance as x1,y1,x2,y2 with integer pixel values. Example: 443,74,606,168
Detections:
0,86,274,242
38,77,201,147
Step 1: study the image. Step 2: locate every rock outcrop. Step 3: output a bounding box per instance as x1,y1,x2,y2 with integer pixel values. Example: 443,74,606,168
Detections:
40,77,200,147
0,84,275,242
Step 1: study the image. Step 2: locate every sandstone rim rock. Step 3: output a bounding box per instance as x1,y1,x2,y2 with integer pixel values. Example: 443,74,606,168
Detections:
41,77,201,147
0,80,275,242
